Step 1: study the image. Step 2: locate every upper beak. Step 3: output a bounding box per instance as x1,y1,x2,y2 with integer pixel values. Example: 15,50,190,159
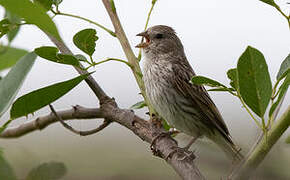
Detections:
136,31,150,48
136,32,147,37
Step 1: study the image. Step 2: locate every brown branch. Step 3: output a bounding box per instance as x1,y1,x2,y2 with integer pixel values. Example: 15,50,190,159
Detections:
0,106,103,138
78,119,111,136
100,97,205,180
49,104,111,136
0,98,205,179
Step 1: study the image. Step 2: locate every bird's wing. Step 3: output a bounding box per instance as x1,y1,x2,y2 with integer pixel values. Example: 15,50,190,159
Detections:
171,57,232,143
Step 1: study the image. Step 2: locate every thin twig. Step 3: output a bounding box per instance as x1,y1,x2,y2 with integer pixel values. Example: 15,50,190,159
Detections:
238,94,263,129
49,104,111,136
137,0,158,60
274,5,290,30
0,106,103,138
101,0,156,117
79,119,111,136
90,58,133,69
51,10,116,37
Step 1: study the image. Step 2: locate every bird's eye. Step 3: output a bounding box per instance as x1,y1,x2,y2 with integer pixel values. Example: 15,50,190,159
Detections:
155,33,163,39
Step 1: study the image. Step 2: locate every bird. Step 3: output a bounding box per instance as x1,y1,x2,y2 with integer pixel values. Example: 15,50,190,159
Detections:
136,25,243,161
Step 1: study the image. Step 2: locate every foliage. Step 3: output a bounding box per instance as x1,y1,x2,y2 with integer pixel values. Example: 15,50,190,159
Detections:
0,150,17,180
0,0,61,40
0,149,66,180
34,46,80,67
10,73,91,119
0,52,36,118
0,46,28,71
191,45,289,132
26,162,67,180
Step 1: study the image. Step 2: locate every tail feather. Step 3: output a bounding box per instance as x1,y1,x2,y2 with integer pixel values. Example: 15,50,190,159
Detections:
209,133,244,162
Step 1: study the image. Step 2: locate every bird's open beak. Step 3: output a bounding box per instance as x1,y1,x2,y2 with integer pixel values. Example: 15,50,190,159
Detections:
135,31,150,48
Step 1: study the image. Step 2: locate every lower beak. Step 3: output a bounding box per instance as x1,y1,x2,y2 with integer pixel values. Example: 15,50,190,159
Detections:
136,32,150,48
135,42,148,48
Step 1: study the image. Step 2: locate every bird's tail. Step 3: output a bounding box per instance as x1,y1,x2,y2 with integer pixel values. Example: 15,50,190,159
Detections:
209,133,244,162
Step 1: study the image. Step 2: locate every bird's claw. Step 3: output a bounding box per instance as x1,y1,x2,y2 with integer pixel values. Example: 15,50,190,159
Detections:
150,131,179,157
165,147,196,161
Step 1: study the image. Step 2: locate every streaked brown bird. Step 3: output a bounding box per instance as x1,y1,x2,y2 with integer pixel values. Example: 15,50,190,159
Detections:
136,25,243,161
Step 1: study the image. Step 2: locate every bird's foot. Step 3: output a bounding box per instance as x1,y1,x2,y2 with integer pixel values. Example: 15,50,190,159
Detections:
165,136,199,161
150,113,163,129
150,130,179,156
165,146,196,161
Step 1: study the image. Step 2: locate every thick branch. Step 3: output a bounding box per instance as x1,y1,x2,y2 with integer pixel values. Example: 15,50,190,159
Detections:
230,105,290,179
1,99,205,179
0,106,103,138
101,98,205,180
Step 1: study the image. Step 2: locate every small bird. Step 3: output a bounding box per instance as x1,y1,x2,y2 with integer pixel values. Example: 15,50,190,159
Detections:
136,25,243,161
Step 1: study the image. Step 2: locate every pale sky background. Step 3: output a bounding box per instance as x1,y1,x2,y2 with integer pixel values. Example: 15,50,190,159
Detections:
0,0,289,179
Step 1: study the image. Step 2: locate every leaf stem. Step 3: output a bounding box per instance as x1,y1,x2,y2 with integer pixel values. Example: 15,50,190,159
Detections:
52,11,116,37
90,58,133,69
137,0,158,61
0,119,12,134
237,93,263,129
274,5,290,30
89,56,94,64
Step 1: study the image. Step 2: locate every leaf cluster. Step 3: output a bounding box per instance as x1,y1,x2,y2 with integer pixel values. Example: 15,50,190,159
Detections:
191,47,289,131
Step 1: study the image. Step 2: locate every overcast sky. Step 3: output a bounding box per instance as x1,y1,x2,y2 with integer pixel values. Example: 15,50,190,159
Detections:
0,0,289,178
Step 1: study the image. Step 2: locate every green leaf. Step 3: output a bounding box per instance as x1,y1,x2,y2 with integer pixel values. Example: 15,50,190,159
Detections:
56,54,80,66
276,54,290,81
34,46,80,66
5,10,21,42
0,46,28,71
10,73,91,119
34,46,58,61
0,150,17,180
162,119,171,131
5,11,20,24
227,68,238,90
237,46,272,117
258,0,277,7
34,0,53,11
286,135,290,144
7,25,19,42
0,19,10,38
74,54,87,62
208,87,235,92
26,162,66,180
0,52,36,117
0,0,61,40
269,74,290,118
191,76,226,88
130,101,147,109
52,0,63,6
73,29,98,56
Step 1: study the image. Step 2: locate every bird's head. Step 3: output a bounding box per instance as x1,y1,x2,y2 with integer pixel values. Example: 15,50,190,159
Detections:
136,25,184,56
